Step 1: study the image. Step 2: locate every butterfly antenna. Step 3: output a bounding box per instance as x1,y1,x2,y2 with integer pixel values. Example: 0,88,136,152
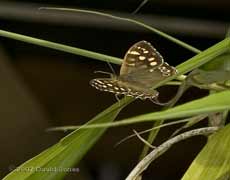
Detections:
132,0,149,14
106,61,117,76
93,71,114,78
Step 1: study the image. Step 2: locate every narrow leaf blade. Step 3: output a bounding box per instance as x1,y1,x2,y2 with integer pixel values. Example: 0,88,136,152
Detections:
182,124,230,180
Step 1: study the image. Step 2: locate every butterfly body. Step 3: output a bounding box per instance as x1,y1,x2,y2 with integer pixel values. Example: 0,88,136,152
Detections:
90,41,177,101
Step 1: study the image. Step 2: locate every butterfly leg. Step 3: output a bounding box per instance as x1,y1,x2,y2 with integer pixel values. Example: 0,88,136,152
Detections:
115,94,122,106
150,97,171,106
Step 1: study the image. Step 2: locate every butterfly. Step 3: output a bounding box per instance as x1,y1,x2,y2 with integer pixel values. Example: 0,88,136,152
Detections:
90,41,177,102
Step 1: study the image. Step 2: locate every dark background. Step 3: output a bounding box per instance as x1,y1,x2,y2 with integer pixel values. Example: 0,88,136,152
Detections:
0,1,229,179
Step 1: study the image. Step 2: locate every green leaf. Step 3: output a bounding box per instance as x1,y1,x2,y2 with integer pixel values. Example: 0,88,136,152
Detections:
202,53,230,71
3,98,131,180
0,29,122,65
188,69,230,85
71,90,230,128
187,53,230,86
182,124,230,180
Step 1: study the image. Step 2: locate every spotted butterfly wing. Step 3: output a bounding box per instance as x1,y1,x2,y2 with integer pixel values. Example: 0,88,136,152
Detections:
119,41,176,88
120,41,164,75
90,78,159,100
90,41,177,100
119,62,177,88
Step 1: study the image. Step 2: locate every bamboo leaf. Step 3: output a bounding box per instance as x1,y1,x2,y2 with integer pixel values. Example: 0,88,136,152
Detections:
3,98,131,180
66,90,230,128
182,124,230,180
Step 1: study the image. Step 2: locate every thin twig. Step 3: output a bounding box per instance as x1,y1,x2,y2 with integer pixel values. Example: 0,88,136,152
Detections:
115,117,196,147
126,127,220,180
39,7,201,53
133,130,155,149
132,0,149,14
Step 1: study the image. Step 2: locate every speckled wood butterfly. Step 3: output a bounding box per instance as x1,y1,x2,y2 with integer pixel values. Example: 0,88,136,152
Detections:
90,41,177,101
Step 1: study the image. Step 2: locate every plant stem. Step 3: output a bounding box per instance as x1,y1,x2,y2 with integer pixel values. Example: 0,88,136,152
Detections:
126,127,220,180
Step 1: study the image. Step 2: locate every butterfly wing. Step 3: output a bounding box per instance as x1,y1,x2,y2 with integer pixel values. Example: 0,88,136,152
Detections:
119,62,177,88
119,41,177,88
120,41,164,75
90,78,159,99
90,78,128,95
